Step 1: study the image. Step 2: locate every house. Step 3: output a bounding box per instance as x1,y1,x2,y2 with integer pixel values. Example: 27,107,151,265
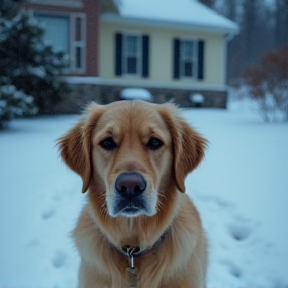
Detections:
98,0,238,107
23,0,238,109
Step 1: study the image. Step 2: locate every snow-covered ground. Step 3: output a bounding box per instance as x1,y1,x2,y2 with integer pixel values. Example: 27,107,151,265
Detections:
0,97,287,288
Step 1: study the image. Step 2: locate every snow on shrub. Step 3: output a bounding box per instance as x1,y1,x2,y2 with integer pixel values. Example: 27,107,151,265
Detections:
0,85,37,129
120,88,153,102
243,46,288,122
0,6,70,115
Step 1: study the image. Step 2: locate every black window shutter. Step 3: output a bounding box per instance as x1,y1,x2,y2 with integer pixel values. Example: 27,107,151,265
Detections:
197,40,205,80
115,33,122,76
173,39,180,79
142,35,149,78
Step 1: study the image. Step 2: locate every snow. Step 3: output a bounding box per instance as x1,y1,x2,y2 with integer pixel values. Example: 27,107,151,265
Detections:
64,76,100,85
190,93,205,103
0,97,288,287
120,88,153,101
64,76,227,91
0,85,36,125
28,66,47,79
107,0,239,33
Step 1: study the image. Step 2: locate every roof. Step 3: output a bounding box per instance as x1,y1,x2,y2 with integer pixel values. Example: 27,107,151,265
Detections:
101,0,239,34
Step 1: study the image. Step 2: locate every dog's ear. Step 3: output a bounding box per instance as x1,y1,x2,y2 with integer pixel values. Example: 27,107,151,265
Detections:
57,102,104,193
158,103,207,193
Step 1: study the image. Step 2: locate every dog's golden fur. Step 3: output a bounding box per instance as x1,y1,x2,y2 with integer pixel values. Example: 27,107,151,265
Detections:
58,101,208,288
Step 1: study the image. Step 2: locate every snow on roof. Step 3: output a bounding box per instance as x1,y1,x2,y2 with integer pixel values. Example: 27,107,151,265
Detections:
103,0,238,34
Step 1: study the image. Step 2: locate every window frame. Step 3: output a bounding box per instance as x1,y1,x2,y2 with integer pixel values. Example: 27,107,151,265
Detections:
122,33,142,77
179,38,198,80
32,10,86,74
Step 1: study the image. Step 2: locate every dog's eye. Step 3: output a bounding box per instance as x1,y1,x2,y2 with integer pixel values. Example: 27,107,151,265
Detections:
146,137,163,150
99,137,117,151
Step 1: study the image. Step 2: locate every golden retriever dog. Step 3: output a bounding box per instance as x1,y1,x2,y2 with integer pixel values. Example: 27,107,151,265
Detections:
58,101,208,288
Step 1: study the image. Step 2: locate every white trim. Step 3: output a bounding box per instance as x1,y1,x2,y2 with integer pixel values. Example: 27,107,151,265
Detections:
101,14,239,35
64,77,228,92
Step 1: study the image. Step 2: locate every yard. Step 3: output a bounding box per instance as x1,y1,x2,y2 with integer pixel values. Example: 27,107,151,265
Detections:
0,98,288,288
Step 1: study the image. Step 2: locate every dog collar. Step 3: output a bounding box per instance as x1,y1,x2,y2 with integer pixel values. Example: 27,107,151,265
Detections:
117,231,167,259
110,230,167,263
111,232,167,288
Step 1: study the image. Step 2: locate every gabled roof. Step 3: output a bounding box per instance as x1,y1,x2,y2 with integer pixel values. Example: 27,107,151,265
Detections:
101,0,238,34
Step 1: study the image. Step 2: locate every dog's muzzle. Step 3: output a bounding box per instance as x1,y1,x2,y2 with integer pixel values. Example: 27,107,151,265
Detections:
113,172,148,217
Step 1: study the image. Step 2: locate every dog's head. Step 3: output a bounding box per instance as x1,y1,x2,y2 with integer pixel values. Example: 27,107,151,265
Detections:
58,101,207,218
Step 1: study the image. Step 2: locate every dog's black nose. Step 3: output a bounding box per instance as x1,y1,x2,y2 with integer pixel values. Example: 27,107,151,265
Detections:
115,172,146,199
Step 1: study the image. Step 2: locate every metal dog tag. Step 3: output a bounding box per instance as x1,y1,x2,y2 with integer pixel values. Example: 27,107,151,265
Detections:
123,246,139,288
126,267,138,288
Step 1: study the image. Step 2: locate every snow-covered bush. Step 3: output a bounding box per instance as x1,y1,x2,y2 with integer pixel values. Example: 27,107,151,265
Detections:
243,46,288,122
0,4,70,114
0,84,37,129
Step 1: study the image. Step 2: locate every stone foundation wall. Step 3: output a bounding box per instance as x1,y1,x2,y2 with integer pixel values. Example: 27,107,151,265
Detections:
53,83,227,114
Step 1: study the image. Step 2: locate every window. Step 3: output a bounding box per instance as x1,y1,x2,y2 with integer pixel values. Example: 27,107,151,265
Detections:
115,33,149,77
123,34,142,75
75,17,82,41
34,13,86,73
74,15,85,71
34,14,70,54
180,40,196,78
174,38,205,80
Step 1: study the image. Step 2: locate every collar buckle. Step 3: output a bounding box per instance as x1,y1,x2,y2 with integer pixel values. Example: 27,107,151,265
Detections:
122,246,140,268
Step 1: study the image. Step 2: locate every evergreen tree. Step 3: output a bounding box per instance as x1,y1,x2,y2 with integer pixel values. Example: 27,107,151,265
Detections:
0,84,37,129
0,4,70,114
0,0,19,19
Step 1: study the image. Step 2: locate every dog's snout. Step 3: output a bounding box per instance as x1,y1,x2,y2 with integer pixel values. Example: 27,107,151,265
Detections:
115,172,146,199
